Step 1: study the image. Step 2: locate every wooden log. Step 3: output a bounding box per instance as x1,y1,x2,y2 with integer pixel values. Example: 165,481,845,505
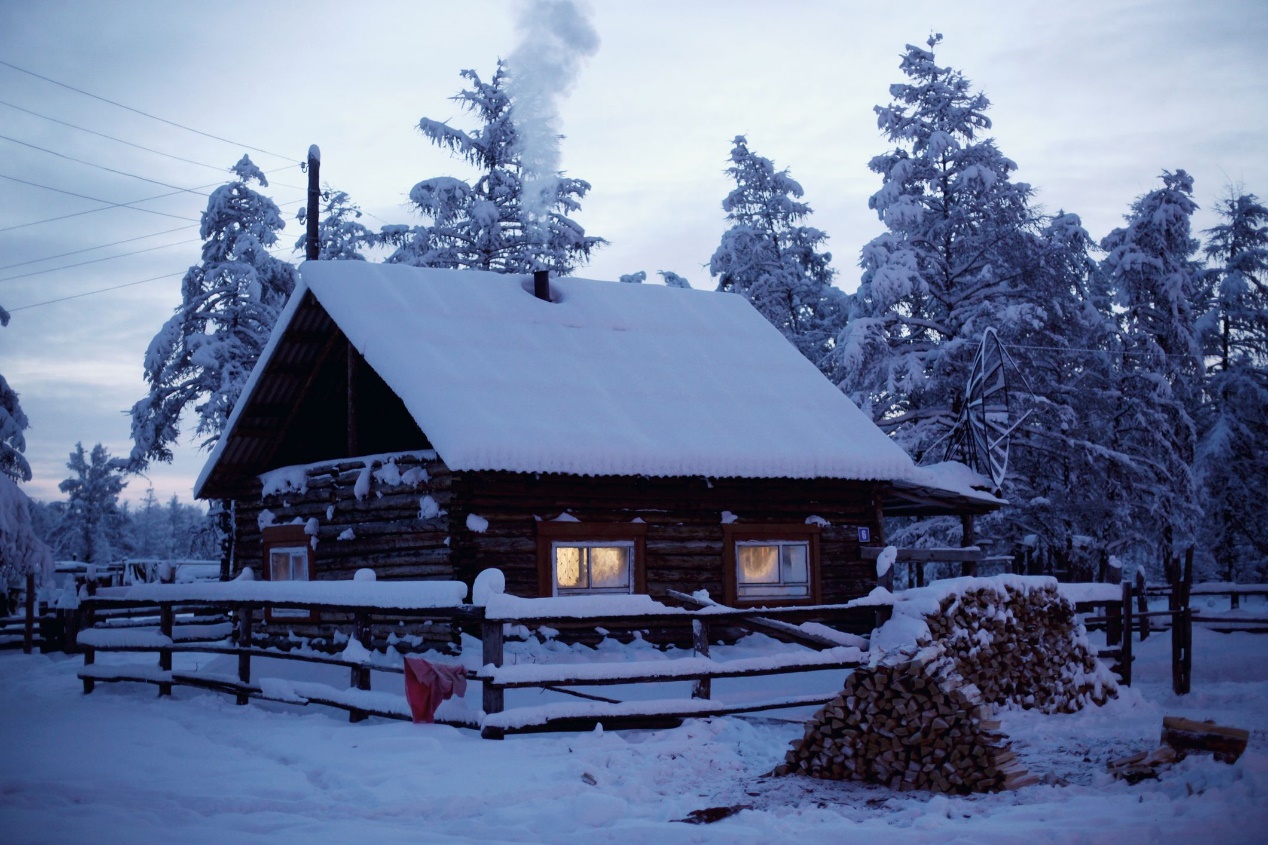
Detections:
1119,580,1133,686
1161,716,1249,763
1136,570,1150,641
481,616,505,739
23,573,34,655
691,619,711,700
236,605,253,706
158,605,174,697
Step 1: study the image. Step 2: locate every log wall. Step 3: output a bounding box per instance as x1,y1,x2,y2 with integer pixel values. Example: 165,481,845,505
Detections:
230,456,884,606
231,452,454,584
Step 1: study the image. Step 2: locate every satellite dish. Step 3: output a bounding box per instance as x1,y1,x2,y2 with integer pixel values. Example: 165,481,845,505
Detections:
943,328,1029,491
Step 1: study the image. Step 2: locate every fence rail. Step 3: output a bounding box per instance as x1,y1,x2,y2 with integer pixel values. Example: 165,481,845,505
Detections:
44,569,1268,734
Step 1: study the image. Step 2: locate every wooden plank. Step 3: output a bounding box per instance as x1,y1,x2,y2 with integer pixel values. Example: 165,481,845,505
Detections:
1162,716,1249,763
859,546,984,563
482,655,863,690
666,589,845,650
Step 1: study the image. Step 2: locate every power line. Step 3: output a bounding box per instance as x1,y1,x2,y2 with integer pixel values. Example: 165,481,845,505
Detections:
0,173,200,223
0,225,189,272
0,133,211,197
0,237,201,282
0,58,300,164
7,271,184,312
0,98,236,175
0,165,305,233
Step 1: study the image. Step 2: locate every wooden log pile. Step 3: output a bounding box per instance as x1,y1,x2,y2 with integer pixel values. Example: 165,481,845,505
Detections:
777,578,1116,793
921,581,1116,714
775,647,1036,793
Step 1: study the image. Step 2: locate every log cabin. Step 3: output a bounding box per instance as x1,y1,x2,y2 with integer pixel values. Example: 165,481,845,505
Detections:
195,261,1001,610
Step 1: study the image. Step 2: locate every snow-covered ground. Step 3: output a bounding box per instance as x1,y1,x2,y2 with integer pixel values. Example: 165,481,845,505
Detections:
2,624,1266,844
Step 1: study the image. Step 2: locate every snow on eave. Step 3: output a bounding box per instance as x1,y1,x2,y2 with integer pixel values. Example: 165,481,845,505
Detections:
295,261,923,484
193,279,313,500
890,461,1007,511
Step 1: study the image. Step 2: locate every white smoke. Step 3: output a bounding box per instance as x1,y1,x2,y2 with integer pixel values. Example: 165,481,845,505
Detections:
505,0,600,259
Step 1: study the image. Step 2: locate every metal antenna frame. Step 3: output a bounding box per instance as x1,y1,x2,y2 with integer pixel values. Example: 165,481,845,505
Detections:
942,328,1031,491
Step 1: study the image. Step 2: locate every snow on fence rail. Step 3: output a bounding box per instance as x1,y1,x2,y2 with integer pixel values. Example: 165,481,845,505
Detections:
67,573,1250,735
72,577,886,737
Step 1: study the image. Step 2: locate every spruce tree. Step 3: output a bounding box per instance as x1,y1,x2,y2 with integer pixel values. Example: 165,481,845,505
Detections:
836,36,1043,460
710,136,842,368
1196,190,1268,579
56,443,127,564
129,156,298,467
294,187,377,261
1099,170,1207,565
0,306,31,482
388,61,603,275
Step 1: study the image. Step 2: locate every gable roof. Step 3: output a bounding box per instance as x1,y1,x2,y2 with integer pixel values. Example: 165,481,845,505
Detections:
196,262,1001,512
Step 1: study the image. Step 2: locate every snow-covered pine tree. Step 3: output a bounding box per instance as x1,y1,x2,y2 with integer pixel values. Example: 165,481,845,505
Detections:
991,213,1131,579
56,442,127,564
658,271,692,289
0,306,32,482
1099,170,1208,567
1195,190,1268,580
294,187,377,261
0,475,53,586
836,36,1043,460
129,156,298,467
388,61,603,275
710,135,842,369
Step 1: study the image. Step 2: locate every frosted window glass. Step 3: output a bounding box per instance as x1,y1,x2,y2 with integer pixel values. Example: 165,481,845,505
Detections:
782,544,808,583
737,545,779,583
589,547,630,589
556,546,583,589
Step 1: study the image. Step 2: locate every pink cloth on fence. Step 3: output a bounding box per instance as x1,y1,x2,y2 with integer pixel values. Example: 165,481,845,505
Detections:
404,657,468,724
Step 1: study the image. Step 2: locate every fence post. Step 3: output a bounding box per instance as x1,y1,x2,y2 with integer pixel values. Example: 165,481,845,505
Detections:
349,612,371,723
236,604,253,706
1135,570,1150,641
159,604,174,697
1120,581,1133,686
1172,548,1193,696
1106,595,1122,648
23,573,34,655
692,619,711,700
481,613,504,739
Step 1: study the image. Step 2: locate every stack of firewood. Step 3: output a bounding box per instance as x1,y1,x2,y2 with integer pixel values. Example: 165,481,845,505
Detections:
921,581,1115,714
775,647,1036,793
777,578,1115,793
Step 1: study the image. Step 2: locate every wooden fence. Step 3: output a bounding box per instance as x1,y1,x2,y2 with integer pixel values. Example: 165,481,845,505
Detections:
72,588,878,737
55,570,1268,736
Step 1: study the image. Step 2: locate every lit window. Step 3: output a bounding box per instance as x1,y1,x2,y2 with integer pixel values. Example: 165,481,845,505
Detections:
735,541,810,599
554,543,634,595
261,524,314,622
724,525,819,606
536,523,646,598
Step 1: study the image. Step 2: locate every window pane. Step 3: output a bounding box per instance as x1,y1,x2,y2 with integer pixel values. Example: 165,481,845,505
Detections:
555,546,584,589
589,546,630,589
270,547,306,582
737,545,779,584
739,583,809,598
781,543,808,584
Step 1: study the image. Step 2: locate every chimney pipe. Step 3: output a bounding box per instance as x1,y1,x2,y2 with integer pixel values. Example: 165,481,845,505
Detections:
533,269,550,301
305,144,321,261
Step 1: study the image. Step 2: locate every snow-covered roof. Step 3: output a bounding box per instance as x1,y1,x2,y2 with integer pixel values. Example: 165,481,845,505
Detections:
197,262,1001,509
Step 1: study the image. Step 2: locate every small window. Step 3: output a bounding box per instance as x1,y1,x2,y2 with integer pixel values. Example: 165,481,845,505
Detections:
261,524,315,621
536,522,647,598
735,541,810,599
553,542,634,595
724,524,820,606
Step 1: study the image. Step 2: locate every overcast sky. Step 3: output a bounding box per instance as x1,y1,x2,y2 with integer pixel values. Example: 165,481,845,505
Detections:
1,0,1265,507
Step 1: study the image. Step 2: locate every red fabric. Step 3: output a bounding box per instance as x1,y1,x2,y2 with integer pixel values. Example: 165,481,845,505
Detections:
404,657,468,724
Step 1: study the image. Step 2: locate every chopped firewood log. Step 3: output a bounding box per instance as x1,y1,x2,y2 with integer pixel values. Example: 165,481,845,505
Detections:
1161,716,1249,764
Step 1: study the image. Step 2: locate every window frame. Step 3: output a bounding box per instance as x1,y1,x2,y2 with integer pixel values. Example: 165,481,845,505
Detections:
261,523,316,622
536,522,647,598
723,524,821,607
